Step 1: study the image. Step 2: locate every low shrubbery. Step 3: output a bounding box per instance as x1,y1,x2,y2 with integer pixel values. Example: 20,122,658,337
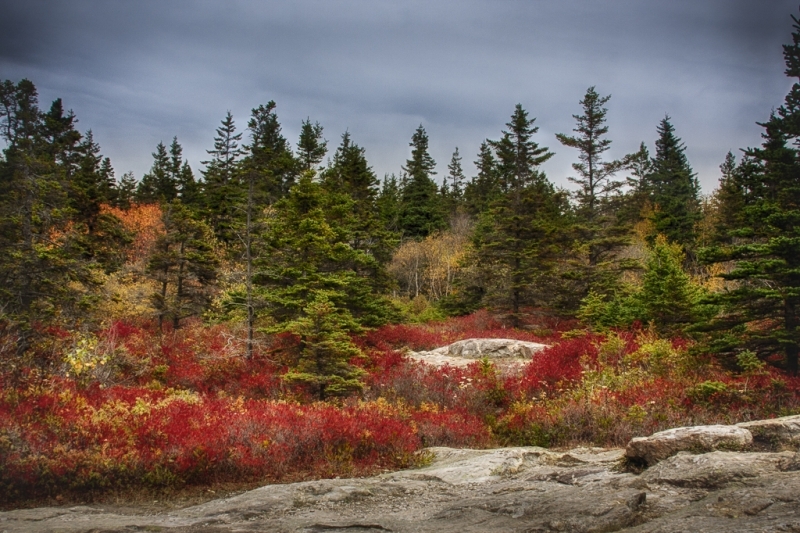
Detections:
1,312,799,505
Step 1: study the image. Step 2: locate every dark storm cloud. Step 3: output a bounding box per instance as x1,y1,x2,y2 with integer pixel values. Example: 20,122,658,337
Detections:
0,0,796,190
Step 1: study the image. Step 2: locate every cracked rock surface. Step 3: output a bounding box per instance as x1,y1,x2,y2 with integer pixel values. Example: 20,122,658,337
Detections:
3,443,800,532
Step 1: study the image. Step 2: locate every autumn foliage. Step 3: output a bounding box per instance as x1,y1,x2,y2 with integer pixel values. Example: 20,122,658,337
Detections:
2,311,800,505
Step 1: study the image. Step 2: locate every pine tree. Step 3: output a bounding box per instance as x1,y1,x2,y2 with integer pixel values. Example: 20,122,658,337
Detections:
377,173,402,234
256,172,391,329
136,141,176,202
698,12,800,375
645,117,701,247
555,87,633,297
201,111,245,245
617,142,653,226
244,101,298,206
281,293,366,400
115,171,137,209
297,118,327,172
255,173,384,396
705,151,760,246
147,201,219,330
470,105,567,326
444,147,466,216
0,80,97,356
321,133,397,312
464,141,500,215
398,125,444,238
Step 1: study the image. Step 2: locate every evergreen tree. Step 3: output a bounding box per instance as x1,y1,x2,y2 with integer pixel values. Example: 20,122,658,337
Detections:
698,12,800,374
470,105,567,326
617,142,653,226
297,118,327,172
281,293,366,400
321,133,397,311
115,171,137,209
201,111,245,245
255,173,386,395
555,87,632,297
244,101,298,205
98,157,116,203
398,125,444,238
68,130,129,270
464,141,500,215
377,173,402,234
444,147,466,215
705,151,760,246
645,117,701,247
69,130,105,230
256,172,392,329
0,80,96,355
147,201,219,330
136,141,176,202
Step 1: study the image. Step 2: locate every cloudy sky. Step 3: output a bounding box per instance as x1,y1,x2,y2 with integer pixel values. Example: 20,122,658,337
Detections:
1,0,796,192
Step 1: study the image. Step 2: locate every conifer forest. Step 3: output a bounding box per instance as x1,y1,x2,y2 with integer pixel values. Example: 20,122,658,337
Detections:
2,6,800,508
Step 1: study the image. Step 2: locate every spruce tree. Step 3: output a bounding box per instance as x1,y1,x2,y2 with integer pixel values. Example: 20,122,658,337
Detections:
470,105,567,326
377,173,402,234
398,125,444,238
464,141,500,215
444,147,466,216
281,293,366,400
322,132,395,274
136,141,176,202
698,12,800,374
0,80,99,356
556,87,632,297
297,118,327,172
115,171,137,209
147,201,219,330
201,111,245,245
645,117,701,247
255,173,382,396
244,101,298,205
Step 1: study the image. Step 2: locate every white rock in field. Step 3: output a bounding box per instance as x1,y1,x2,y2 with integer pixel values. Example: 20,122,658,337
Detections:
625,425,753,466
737,414,800,450
407,338,548,368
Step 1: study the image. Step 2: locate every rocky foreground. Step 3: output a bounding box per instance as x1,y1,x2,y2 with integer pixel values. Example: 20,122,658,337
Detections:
3,416,800,533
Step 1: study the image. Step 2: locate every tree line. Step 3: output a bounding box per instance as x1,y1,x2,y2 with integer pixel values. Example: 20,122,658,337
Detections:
2,10,800,394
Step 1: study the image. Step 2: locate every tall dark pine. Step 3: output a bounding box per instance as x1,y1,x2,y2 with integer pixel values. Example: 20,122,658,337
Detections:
0,80,97,355
244,101,297,206
698,12,800,375
444,147,466,215
115,171,137,209
202,111,244,244
645,117,700,247
556,87,626,227
464,141,500,215
377,173,402,234
147,201,218,331
168,138,199,206
297,118,327,172
705,152,757,246
136,141,176,203
398,125,444,238
471,105,566,326
322,132,396,305
556,87,631,297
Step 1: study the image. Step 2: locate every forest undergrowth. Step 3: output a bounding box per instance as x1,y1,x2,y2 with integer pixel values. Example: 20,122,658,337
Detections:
2,310,798,507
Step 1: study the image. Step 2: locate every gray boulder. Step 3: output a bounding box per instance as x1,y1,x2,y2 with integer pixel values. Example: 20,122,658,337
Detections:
445,338,546,359
408,338,547,368
737,413,800,450
625,424,753,466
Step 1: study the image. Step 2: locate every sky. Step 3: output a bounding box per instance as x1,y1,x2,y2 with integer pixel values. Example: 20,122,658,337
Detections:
0,0,796,193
